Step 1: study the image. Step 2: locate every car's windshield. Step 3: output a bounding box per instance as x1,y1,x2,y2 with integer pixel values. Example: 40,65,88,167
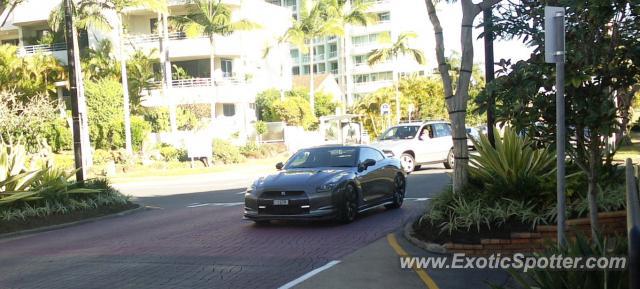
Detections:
379,126,420,140
285,147,358,169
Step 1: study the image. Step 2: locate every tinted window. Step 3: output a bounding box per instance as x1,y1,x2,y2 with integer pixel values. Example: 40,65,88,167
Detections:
379,125,420,140
359,148,384,162
432,123,452,138
285,147,358,169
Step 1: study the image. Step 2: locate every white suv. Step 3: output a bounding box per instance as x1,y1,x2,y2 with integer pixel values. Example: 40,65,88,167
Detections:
372,121,454,173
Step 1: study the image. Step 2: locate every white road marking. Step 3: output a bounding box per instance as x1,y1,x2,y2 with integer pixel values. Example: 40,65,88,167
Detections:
277,260,341,289
187,202,244,208
405,197,430,202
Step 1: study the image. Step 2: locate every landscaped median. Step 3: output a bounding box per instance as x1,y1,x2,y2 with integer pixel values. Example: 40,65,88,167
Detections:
0,141,138,236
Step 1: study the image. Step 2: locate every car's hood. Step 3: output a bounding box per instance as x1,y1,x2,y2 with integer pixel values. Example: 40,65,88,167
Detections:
371,139,408,151
257,168,352,189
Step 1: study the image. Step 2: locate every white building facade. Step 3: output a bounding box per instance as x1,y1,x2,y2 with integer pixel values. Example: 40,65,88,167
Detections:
266,0,431,106
0,0,293,142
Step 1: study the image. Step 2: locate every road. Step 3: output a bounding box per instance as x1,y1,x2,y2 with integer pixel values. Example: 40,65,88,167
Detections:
0,166,474,289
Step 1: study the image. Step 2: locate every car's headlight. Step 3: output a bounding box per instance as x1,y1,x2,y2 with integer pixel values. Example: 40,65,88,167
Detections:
316,182,338,193
249,177,265,191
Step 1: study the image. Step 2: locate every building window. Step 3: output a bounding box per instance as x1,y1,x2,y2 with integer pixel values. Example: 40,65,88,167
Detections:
353,71,393,84
290,49,299,59
377,12,391,23
1,39,18,46
302,65,310,75
318,63,326,73
329,61,339,74
292,66,300,75
353,55,368,66
223,103,235,117
221,59,233,78
352,32,387,47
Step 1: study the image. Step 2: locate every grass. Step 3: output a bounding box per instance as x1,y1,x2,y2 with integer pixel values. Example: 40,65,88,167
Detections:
613,131,640,162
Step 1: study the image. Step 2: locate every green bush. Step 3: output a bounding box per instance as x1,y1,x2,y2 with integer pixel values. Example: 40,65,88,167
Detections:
274,96,317,130
130,115,151,151
85,79,124,150
159,144,188,162
92,149,113,165
43,118,72,153
141,107,170,133
212,139,245,164
469,127,556,202
490,234,628,289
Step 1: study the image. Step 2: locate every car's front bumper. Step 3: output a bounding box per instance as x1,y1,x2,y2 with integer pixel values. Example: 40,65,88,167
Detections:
243,189,338,221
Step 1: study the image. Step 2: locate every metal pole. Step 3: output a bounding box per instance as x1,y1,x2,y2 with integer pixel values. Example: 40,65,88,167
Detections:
555,10,566,246
63,0,84,182
626,159,640,289
483,7,496,147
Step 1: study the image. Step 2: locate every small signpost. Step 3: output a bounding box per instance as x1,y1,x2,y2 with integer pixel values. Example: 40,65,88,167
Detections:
408,104,415,122
381,103,391,130
545,6,566,246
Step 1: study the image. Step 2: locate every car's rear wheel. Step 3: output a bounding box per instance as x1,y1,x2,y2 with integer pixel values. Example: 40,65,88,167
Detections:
444,149,454,169
400,153,416,173
337,184,358,224
386,174,406,209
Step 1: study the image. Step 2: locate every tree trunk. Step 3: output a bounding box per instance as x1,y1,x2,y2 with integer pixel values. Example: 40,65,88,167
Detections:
587,140,601,240
209,35,216,123
118,14,133,155
309,42,315,114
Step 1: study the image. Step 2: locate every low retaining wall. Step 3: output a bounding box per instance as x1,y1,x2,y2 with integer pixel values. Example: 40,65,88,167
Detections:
442,211,627,256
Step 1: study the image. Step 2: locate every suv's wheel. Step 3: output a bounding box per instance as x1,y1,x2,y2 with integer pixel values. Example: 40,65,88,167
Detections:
337,184,358,224
444,149,454,169
385,174,406,209
400,153,416,173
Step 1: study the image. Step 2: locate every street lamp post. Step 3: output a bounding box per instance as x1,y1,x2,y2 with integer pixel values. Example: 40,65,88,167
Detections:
483,7,496,147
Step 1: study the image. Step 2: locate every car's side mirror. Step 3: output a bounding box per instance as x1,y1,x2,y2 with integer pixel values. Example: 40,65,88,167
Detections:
275,162,284,170
358,159,376,172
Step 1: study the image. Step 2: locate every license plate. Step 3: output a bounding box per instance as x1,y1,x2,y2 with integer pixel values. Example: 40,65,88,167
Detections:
273,199,289,206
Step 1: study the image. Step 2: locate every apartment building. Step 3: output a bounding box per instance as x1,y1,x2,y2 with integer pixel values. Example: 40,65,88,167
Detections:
0,0,292,141
266,0,431,106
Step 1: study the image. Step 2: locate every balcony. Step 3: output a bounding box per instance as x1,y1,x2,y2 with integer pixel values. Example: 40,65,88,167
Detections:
328,51,338,59
17,43,68,63
142,76,257,107
123,32,243,58
314,54,325,61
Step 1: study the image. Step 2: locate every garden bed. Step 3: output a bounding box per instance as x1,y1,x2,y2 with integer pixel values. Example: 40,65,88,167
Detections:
0,202,139,235
411,211,627,255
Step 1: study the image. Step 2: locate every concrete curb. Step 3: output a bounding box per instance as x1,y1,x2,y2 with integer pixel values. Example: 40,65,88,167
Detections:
402,219,450,255
0,204,149,240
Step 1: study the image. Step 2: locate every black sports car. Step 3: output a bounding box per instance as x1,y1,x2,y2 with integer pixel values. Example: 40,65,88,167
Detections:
243,145,407,224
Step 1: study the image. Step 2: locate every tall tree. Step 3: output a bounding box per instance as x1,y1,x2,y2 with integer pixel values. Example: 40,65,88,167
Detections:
283,0,342,115
489,0,640,238
174,0,259,122
367,32,426,124
424,0,501,193
74,0,167,155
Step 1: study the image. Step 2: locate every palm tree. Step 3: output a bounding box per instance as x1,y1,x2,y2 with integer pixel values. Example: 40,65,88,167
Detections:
325,0,373,107
367,32,425,124
73,0,167,155
283,0,342,115
173,0,260,122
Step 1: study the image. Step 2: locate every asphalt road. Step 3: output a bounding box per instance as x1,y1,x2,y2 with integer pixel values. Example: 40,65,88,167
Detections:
0,166,450,289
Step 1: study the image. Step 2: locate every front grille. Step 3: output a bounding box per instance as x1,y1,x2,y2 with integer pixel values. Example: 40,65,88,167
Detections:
260,191,306,199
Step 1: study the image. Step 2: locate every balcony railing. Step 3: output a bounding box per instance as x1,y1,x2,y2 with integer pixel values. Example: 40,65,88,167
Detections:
151,76,247,89
18,43,67,55
329,69,339,75
314,54,325,61
124,31,206,45
328,51,338,59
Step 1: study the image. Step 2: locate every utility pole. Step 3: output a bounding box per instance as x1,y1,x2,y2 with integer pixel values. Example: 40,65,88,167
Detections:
545,6,566,246
63,0,84,182
483,7,495,146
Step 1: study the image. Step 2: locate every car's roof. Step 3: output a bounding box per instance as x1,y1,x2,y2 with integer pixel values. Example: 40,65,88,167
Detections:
391,120,450,126
302,144,379,150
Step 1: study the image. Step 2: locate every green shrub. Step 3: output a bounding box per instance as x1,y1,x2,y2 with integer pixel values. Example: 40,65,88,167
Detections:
212,139,245,164
490,234,628,289
469,127,556,202
130,115,151,151
141,107,170,133
92,149,113,165
159,144,187,162
85,79,124,150
44,118,72,152
274,96,317,130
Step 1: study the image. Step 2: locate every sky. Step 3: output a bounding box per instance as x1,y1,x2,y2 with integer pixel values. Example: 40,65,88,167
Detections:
416,1,534,73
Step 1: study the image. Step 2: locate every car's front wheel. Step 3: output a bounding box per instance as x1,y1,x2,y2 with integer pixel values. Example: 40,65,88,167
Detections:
400,153,416,173
385,174,405,209
337,184,358,224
